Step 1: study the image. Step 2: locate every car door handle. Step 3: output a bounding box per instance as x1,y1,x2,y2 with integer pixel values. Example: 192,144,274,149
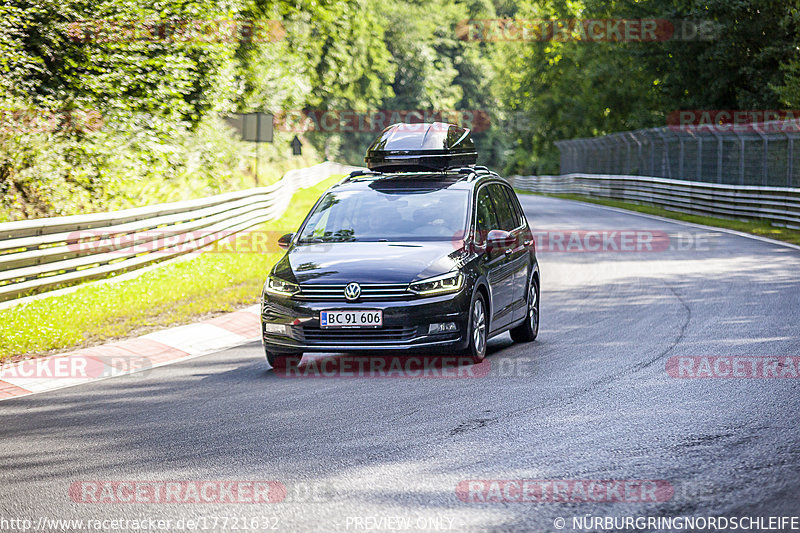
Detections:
523,240,532,246
504,248,514,255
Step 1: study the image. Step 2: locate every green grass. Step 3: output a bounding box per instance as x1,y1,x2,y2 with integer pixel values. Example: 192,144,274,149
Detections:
0,176,339,362
519,191,800,246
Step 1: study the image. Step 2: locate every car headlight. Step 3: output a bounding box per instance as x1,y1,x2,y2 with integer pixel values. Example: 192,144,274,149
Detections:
409,271,464,296
264,275,300,297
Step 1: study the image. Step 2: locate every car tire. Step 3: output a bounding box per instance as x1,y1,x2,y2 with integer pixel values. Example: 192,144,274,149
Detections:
462,291,488,363
510,275,539,343
265,350,303,369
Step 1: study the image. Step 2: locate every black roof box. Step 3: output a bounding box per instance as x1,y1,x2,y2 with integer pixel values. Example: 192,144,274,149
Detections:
365,122,477,172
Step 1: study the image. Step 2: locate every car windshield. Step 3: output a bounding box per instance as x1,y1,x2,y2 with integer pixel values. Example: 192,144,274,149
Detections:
297,186,469,243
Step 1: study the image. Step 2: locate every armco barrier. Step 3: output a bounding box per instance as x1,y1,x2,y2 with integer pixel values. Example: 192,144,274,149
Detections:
0,161,362,302
512,173,800,228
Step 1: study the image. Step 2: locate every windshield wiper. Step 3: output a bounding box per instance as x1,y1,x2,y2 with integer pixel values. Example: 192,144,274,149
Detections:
298,236,358,244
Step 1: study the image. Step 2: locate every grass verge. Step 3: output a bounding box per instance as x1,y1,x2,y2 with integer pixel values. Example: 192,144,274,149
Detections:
519,191,800,246
0,176,339,362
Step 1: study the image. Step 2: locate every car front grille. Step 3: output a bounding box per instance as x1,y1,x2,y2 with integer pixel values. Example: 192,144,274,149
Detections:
295,283,411,301
301,325,418,344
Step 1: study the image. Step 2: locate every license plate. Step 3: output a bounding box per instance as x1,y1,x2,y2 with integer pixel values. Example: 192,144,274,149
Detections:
320,310,383,328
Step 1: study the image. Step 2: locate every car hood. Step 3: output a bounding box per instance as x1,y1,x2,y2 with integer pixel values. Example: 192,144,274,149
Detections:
273,241,467,285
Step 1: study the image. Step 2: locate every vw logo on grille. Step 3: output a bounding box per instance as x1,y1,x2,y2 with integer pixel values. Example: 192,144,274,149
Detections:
344,282,361,301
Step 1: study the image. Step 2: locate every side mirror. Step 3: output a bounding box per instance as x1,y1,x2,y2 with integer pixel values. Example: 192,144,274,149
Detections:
486,229,515,251
278,233,294,250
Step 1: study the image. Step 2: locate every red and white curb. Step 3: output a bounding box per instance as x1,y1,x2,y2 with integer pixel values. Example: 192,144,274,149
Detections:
0,305,262,401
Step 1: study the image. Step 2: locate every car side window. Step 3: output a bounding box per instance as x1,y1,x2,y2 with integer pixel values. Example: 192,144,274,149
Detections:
488,184,518,232
474,186,499,244
503,186,527,228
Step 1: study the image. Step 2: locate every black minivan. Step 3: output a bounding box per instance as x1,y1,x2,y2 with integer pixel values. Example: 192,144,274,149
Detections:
261,123,539,368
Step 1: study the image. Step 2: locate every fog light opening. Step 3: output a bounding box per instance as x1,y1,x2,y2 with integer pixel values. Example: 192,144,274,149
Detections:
428,322,458,334
263,323,288,335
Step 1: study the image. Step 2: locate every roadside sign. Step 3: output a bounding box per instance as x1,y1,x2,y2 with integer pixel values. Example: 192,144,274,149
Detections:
242,112,274,143
224,112,274,185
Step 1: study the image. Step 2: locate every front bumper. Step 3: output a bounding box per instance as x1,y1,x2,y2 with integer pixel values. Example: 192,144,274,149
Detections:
261,289,470,354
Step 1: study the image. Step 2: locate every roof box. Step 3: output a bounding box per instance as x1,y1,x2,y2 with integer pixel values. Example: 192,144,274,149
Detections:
365,122,477,172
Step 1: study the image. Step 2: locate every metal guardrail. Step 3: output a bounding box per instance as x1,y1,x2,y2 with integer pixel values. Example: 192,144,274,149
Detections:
0,161,361,302
512,173,800,228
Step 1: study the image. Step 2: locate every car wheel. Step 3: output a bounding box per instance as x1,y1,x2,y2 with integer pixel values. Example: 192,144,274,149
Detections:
462,292,488,363
510,275,539,343
265,350,302,369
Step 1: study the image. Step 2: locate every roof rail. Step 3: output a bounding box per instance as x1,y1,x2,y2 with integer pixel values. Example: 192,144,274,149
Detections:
341,169,383,183
340,167,496,186
349,169,382,177
451,165,493,179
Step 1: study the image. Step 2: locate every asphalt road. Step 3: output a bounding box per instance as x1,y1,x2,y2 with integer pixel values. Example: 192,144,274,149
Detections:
2,195,799,533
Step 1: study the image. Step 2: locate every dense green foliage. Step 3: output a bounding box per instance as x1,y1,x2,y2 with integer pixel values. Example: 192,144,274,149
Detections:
2,0,798,220
0,0,393,220
495,0,800,173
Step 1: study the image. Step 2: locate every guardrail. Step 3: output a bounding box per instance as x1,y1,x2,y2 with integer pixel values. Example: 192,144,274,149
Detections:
512,173,800,228
0,161,361,302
